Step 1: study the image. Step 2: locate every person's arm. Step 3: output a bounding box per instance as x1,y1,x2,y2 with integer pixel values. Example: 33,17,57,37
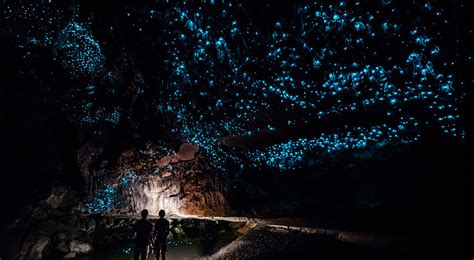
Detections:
132,222,137,239
153,221,159,240
148,222,155,246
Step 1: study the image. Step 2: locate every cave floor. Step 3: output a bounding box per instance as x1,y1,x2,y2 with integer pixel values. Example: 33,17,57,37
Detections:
145,214,421,248
77,232,237,260
93,215,439,260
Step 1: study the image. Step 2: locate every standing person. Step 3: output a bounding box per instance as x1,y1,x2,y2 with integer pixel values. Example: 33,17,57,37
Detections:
132,209,154,260
154,210,170,260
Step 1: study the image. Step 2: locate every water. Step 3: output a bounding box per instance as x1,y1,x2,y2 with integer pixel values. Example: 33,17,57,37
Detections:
78,232,237,260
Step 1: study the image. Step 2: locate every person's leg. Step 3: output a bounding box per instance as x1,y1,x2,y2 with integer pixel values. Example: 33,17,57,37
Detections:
133,244,141,260
155,245,161,260
161,243,166,260
141,245,149,260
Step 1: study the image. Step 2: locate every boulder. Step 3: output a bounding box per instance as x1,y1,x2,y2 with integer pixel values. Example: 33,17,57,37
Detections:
68,240,93,255
46,193,66,209
19,237,49,260
44,185,80,210
171,224,187,241
175,143,199,161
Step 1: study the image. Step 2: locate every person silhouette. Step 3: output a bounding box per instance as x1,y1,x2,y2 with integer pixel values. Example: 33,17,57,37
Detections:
132,209,154,260
154,210,170,260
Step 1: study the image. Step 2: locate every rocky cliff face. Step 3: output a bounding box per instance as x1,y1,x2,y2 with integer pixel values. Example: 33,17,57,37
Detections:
130,168,228,216
79,142,229,217
122,143,229,216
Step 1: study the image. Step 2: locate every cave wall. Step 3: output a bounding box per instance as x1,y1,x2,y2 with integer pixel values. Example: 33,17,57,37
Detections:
79,142,229,217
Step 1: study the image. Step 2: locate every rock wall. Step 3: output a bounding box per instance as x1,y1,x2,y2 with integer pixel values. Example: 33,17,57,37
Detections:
3,185,95,260
80,142,230,217
123,146,229,217
131,174,182,216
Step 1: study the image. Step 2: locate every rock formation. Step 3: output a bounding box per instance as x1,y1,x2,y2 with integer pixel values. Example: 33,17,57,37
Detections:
78,142,229,217
115,143,229,216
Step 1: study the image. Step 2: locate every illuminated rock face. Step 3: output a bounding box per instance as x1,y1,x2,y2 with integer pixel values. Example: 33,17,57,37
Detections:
129,168,227,216
131,175,181,216
82,143,229,216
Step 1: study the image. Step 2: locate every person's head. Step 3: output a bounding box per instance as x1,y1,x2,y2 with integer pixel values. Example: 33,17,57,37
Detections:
159,209,165,218
141,209,149,219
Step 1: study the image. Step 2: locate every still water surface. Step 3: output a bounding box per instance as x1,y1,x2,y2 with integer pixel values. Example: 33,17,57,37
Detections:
78,232,237,260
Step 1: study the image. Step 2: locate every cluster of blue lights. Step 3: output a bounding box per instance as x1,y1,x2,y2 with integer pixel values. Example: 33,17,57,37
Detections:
122,247,132,255
53,21,105,78
249,118,420,171
2,3,116,127
1,3,106,78
119,168,138,188
84,185,117,214
2,0,466,172
119,171,132,187
154,0,464,170
85,169,138,213
80,102,121,126
0,2,64,47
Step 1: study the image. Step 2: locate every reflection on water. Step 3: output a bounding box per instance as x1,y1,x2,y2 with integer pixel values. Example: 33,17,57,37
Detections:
78,232,237,260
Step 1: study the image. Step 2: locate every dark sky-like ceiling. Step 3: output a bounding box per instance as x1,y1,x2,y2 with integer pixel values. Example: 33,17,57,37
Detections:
0,0,471,218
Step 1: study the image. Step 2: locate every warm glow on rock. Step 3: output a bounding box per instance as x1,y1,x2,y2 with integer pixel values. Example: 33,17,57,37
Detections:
131,175,182,216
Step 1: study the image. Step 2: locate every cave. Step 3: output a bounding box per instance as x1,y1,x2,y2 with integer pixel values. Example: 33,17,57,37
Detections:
0,0,471,259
